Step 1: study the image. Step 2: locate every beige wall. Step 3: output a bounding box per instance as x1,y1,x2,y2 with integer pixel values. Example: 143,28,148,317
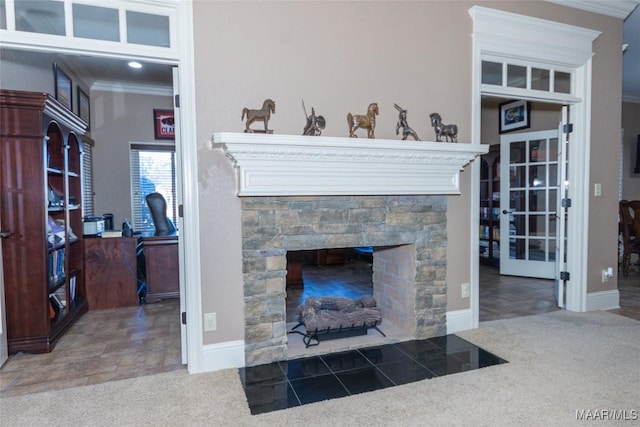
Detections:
622,102,640,200
193,0,476,335
192,1,623,344
0,49,56,94
90,90,173,225
0,49,92,116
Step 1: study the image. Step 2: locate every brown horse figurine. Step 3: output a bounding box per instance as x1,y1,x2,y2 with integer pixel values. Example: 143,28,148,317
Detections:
429,112,458,142
347,102,379,138
242,99,276,133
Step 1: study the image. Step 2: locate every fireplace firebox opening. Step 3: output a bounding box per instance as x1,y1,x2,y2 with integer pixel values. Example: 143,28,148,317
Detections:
286,246,416,333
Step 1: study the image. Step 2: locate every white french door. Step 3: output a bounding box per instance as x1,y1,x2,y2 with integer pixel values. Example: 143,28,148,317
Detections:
500,129,560,279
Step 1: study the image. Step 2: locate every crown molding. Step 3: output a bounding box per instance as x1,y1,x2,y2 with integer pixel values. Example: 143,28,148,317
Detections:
622,94,640,103
545,0,640,19
91,80,172,96
212,133,488,196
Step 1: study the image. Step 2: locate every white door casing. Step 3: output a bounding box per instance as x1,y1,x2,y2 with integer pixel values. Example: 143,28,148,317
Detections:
172,67,189,364
470,6,600,327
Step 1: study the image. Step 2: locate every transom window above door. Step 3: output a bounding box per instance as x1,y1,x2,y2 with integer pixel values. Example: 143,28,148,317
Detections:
0,0,177,57
482,59,572,95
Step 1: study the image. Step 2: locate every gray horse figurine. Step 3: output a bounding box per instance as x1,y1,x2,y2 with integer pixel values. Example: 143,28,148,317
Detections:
429,112,458,143
242,99,275,133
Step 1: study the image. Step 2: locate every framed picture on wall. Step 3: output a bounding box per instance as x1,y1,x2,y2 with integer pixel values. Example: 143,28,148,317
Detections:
499,99,530,134
153,109,175,140
77,87,90,130
53,63,72,111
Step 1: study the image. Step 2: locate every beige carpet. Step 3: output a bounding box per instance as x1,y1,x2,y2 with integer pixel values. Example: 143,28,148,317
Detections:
1,310,638,426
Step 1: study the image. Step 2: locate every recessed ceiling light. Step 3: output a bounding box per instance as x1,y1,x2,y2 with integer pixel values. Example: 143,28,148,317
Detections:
128,61,143,69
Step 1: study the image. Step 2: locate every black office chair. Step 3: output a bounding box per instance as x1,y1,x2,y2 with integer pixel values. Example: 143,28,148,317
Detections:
145,192,177,236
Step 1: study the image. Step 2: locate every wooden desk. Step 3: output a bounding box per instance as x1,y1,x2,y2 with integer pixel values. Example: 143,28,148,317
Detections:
139,234,179,303
84,236,140,309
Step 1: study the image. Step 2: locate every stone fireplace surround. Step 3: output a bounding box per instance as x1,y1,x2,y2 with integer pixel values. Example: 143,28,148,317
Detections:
212,133,487,366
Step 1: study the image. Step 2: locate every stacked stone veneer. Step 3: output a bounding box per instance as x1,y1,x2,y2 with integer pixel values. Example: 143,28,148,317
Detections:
241,195,448,366
373,244,417,335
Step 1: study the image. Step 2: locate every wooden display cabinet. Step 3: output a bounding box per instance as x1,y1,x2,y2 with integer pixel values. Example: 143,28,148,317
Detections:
479,144,501,266
1,90,88,354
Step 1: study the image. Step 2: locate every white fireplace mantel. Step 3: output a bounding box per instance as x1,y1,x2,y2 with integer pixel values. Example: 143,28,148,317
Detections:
211,132,488,196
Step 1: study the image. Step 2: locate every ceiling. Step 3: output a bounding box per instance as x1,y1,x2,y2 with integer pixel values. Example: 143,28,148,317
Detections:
69,56,174,88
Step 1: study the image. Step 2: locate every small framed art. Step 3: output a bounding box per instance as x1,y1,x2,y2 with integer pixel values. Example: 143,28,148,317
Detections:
54,63,72,111
77,87,90,130
153,109,175,140
499,99,530,134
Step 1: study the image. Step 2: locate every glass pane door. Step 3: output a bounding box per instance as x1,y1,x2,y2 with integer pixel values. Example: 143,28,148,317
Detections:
500,130,559,278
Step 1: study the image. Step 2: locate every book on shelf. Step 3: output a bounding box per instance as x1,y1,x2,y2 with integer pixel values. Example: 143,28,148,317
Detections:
70,275,76,302
49,293,65,316
48,248,66,286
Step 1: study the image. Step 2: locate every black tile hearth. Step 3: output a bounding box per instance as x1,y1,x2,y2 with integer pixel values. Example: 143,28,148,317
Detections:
239,335,507,415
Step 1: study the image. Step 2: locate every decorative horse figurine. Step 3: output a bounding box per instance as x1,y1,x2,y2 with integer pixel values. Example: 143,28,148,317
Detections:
242,99,276,133
347,102,379,138
429,112,458,143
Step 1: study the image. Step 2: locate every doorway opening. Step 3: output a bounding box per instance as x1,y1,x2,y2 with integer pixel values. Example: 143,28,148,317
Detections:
478,97,564,321
0,47,186,390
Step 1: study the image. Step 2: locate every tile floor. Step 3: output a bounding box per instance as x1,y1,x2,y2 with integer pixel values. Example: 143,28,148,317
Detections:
479,263,559,321
0,299,183,398
239,334,507,415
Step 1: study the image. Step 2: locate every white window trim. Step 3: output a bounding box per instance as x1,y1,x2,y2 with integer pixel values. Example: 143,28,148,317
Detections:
0,0,179,61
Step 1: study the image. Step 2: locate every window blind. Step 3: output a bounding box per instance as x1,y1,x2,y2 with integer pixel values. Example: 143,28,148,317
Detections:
82,136,95,216
130,143,177,232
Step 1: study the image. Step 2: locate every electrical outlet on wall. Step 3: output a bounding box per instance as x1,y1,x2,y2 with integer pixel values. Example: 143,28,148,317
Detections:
461,282,470,299
601,267,614,283
204,312,217,332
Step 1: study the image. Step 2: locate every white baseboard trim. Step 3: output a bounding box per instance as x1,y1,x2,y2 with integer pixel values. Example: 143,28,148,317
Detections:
200,340,245,372
586,289,620,311
446,308,474,334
